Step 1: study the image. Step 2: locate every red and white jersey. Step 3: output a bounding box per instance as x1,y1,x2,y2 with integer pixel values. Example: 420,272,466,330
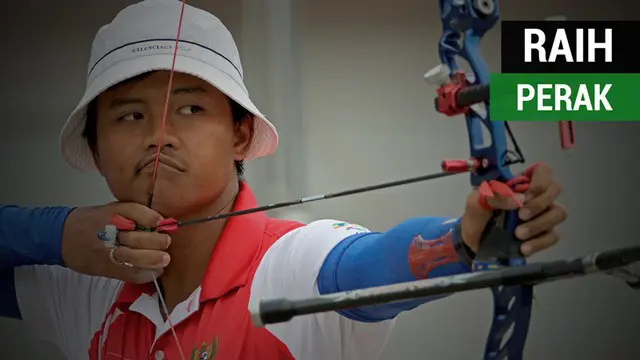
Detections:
13,183,395,360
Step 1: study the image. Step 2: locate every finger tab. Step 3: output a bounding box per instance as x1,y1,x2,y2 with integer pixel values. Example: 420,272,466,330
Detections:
97,224,119,247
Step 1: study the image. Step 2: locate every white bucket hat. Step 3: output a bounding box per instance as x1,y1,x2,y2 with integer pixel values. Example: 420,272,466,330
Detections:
59,0,278,171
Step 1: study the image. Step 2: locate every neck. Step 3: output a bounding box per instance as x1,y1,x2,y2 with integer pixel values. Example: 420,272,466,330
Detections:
158,178,240,312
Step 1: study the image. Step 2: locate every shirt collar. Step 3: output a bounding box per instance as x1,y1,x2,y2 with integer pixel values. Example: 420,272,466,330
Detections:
199,181,266,301
116,181,266,306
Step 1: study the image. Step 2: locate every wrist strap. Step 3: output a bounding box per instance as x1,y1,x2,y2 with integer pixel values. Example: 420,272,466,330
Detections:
453,220,475,266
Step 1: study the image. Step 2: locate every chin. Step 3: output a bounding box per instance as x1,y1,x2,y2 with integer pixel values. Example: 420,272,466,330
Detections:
148,196,210,220
145,198,186,218
109,176,225,219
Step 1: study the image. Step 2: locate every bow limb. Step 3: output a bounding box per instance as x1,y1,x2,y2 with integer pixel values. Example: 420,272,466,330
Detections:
429,1,532,359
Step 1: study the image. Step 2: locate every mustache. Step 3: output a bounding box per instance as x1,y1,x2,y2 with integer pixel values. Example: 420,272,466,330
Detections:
136,153,187,173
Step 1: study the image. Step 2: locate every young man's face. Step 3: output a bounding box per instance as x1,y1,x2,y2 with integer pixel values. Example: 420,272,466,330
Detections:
92,71,253,217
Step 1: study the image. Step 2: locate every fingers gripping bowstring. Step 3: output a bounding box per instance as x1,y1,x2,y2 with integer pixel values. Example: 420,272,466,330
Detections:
146,1,188,360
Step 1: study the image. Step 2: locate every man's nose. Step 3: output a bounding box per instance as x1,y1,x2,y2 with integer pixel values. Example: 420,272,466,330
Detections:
143,113,180,150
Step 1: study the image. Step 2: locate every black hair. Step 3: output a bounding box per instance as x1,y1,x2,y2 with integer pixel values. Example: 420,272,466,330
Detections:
81,72,250,177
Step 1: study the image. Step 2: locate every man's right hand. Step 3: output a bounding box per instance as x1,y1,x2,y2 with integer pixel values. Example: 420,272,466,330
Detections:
61,202,171,283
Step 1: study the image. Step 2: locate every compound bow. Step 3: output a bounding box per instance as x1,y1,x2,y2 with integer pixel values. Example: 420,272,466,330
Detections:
100,1,639,359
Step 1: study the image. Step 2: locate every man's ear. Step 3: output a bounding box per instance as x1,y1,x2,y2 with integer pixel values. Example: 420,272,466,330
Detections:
234,115,255,161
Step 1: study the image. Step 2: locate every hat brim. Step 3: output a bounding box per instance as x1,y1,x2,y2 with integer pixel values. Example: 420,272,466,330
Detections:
60,54,279,172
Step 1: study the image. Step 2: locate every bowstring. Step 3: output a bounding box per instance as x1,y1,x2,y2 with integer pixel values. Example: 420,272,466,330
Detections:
146,1,188,360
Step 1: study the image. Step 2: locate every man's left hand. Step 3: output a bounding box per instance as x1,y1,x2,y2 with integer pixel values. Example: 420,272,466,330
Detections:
460,163,568,257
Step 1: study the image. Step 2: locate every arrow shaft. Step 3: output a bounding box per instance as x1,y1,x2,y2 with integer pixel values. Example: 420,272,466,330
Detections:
178,170,461,228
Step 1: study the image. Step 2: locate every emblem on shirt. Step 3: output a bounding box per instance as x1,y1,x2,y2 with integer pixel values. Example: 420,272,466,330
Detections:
332,222,368,233
191,337,218,360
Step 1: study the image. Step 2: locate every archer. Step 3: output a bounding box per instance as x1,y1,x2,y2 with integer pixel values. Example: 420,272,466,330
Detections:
0,1,567,359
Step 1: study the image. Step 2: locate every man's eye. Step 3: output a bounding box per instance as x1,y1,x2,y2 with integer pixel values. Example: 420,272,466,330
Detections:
177,105,204,115
120,112,144,121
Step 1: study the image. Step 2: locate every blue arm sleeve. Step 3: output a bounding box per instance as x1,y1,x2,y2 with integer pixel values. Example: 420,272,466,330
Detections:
317,216,474,322
0,205,74,319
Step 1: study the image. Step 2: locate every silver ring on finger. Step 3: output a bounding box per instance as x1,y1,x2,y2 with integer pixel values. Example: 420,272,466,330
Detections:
109,246,134,268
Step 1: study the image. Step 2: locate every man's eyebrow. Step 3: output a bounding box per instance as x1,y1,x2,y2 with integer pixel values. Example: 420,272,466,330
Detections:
172,86,208,95
108,98,144,108
107,87,208,108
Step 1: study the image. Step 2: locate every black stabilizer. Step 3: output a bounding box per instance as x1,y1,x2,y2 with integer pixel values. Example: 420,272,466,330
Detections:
594,246,640,271
258,299,295,325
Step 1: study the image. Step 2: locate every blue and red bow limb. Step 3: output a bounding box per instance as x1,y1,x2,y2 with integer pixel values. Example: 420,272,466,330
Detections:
432,1,575,358
432,1,532,358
